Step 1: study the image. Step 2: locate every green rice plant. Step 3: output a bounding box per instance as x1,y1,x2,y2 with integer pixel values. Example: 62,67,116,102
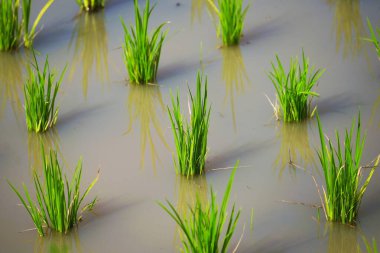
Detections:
0,0,54,51
7,147,99,236
267,50,324,123
0,0,22,51
121,0,167,85
316,112,380,224
167,72,211,177
24,51,66,133
159,161,241,253
365,18,380,59
22,0,55,48
363,237,378,253
75,0,105,12
207,0,249,46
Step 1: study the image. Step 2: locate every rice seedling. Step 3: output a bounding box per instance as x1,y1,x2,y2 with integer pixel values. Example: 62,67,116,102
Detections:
75,0,105,12
207,0,249,46
24,50,66,133
167,72,211,177
365,18,380,59
0,0,54,50
363,237,378,253
316,112,380,224
0,0,22,51
159,161,241,253
22,0,55,48
267,50,324,123
7,147,99,236
121,0,168,85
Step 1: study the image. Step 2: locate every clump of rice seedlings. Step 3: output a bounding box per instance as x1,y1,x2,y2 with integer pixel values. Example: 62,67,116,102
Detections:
159,161,241,253
207,0,249,46
267,50,324,123
168,72,211,177
24,51,66,133
365,18,380,59
316,113,379,224
8,147,99,236
0,0,22,51
75,0,105,12
121,0,168,85
0,0,54,51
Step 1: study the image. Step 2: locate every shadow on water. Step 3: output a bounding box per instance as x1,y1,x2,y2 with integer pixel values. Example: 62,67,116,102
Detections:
273,121,317,180
369,87,380,129
208,138,275,172
27,128,63,176
190,0,217,26
317,92,356,116
69,11,109,99
326,0,367,59
34,230,84,253
173,174,208,249
124,85,170,173
0,51,25,122
220,46,250,132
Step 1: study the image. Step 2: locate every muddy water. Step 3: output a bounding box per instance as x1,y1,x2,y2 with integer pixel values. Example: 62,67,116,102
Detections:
1,0,380,252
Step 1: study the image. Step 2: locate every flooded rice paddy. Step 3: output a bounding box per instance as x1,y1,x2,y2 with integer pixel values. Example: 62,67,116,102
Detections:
0,0,380,252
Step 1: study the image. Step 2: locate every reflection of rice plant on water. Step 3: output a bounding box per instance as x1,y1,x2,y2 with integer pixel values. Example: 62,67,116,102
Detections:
174,175,208,248
274,122,316,179
69,11,109,99
316,113,379,224
326,0,365,58
0,51,24,121
7,146,99,236
124,85,170,172
160,162,242,253
323,223,361,253
221,46,249,132
191,0,217,25
34,231,84,253
27,129,62,175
